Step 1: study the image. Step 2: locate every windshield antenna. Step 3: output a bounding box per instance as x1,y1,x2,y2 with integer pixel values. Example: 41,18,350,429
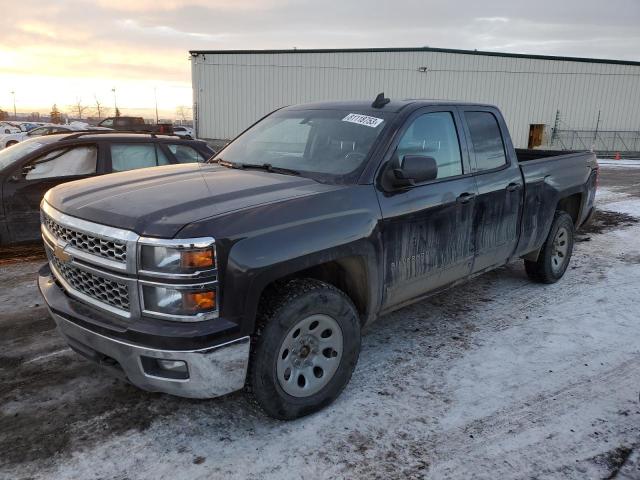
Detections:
371,92,390,108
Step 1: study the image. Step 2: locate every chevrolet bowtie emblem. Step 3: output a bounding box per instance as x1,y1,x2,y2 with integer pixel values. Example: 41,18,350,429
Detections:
54,244,72,263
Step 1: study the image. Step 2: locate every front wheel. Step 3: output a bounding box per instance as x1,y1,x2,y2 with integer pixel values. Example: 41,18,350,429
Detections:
247,279,361,420
525,211,575,283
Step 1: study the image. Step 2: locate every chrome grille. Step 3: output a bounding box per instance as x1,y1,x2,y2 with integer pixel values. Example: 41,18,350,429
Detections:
43,213,127,263
49,254,130,311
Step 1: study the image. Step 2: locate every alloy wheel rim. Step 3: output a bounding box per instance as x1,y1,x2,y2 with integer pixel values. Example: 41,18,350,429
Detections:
551,226,570,273
276,314,344,398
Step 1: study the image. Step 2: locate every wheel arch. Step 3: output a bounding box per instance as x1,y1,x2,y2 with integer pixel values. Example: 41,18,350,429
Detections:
239,246,380,335
556,192,583,226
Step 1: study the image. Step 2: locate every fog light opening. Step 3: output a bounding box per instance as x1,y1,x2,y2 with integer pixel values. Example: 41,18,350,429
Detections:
141,356,189,380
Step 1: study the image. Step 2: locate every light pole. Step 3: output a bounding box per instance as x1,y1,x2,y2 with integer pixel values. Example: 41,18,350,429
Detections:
154,87,159,124
10,91,16,119
111,87,118,116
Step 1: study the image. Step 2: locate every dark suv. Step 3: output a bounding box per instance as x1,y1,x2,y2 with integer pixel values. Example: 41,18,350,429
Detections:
0,132,214,244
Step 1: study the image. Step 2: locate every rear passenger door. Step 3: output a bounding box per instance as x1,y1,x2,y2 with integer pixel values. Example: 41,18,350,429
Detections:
377,107,477,309
460,107,523,273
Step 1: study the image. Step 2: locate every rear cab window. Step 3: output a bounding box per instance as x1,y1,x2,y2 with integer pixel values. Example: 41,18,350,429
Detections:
464,111,507,172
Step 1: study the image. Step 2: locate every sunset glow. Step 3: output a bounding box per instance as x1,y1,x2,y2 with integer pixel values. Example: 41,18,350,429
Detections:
1,0,638,120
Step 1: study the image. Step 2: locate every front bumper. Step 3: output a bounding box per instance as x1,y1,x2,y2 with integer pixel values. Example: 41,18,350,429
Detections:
39,268,250,399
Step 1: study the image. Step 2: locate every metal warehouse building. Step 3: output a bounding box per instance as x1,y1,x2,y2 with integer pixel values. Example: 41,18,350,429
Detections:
190,47,640,153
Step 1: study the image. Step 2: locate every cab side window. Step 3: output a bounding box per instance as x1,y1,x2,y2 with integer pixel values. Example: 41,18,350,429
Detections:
464,111,507,171
167,144,206,163
24,146,97,180
396,111,463,179
110,143,169,172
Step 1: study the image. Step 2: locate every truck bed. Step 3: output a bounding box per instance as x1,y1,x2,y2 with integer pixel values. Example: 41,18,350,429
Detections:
515,149,598,258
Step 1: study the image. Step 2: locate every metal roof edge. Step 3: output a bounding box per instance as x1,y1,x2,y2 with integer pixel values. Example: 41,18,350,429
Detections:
188,46,640,67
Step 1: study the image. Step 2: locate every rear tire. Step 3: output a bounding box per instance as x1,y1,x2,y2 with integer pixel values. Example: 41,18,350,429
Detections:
524,211,575,284
5,141,18,147
247,278,361,420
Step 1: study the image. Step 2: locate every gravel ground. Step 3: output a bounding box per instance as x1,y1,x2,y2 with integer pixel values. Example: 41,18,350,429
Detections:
1,166,639,480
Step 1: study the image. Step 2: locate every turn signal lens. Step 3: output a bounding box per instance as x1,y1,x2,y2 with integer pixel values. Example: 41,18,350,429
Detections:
181,249,215,269
182,290,216,312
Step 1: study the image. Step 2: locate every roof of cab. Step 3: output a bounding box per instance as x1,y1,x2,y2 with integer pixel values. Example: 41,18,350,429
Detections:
284,99,497,113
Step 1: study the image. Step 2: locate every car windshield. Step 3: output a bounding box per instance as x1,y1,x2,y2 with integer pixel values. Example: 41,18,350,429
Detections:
0,137,59,171
212,109,393,182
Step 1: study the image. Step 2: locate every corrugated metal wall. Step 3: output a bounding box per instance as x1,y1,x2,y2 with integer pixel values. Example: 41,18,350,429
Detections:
191,49,640,148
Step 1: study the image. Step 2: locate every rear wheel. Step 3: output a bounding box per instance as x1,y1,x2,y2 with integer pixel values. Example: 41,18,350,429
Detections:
5,141,18,147
525,211,575,283
247,278,361,420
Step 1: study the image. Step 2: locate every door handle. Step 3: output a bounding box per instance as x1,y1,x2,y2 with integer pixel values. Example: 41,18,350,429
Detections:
506,183,522,192
456,192,476,204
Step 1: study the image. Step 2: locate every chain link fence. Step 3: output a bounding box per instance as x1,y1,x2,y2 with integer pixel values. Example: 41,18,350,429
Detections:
549,129,640,155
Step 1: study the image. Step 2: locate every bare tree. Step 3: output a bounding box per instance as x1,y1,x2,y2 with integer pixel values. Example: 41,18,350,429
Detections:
176,105,192,122
93,95,106,119
69,97,89,119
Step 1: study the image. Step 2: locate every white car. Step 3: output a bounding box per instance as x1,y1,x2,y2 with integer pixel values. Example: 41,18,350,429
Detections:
172,125,194,139
0,123,110,149
0,122,21,135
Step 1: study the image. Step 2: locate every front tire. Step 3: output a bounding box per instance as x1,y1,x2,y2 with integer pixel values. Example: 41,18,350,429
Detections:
247,279,361,420
525,211,575,284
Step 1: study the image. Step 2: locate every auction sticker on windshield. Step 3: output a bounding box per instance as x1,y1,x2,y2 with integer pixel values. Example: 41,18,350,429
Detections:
342,113,384,128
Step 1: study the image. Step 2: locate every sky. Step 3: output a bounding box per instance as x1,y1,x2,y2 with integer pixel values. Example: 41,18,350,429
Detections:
0,0,639,120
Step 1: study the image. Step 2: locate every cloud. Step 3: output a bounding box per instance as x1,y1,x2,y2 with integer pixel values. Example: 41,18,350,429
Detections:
93,0,284,12
0,0,638,116
475,17,510,23
116,18,229,42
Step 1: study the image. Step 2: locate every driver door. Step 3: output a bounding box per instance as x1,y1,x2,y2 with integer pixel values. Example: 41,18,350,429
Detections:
4,144,99,242
376,108,477,310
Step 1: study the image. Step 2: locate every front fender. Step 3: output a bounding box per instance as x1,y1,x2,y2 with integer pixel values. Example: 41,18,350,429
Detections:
224,208,381,334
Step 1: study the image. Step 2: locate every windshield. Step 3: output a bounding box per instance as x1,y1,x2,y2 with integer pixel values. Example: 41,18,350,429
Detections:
213,109,393,182
0,137,58,171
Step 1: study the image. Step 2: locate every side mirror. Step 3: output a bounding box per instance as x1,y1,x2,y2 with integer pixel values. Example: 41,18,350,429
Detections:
392,155,438,187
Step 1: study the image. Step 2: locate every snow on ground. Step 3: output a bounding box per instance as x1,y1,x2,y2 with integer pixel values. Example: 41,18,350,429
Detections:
598,159,640,168
0,166,639,479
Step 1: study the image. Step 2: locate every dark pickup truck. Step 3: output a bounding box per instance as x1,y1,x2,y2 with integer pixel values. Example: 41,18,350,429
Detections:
38,97,598,419
97,116,174,135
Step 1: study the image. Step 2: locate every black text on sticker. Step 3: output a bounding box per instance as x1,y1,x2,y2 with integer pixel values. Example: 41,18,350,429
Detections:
342,113,384,128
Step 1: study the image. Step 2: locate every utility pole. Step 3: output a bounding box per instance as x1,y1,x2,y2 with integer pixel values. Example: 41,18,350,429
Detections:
10,91,16,119
111,87,117,114
154,87,159,124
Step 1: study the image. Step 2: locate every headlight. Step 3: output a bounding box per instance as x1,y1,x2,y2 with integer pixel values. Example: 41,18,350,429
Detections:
141,284,217,320
137,237,218,321
138,237,216,277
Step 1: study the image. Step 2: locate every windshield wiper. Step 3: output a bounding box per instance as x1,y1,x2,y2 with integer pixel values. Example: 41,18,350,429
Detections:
233,162,300,176
214,158,233,167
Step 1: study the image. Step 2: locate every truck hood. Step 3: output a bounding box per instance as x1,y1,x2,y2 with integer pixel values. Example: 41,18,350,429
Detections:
44,163,342,237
